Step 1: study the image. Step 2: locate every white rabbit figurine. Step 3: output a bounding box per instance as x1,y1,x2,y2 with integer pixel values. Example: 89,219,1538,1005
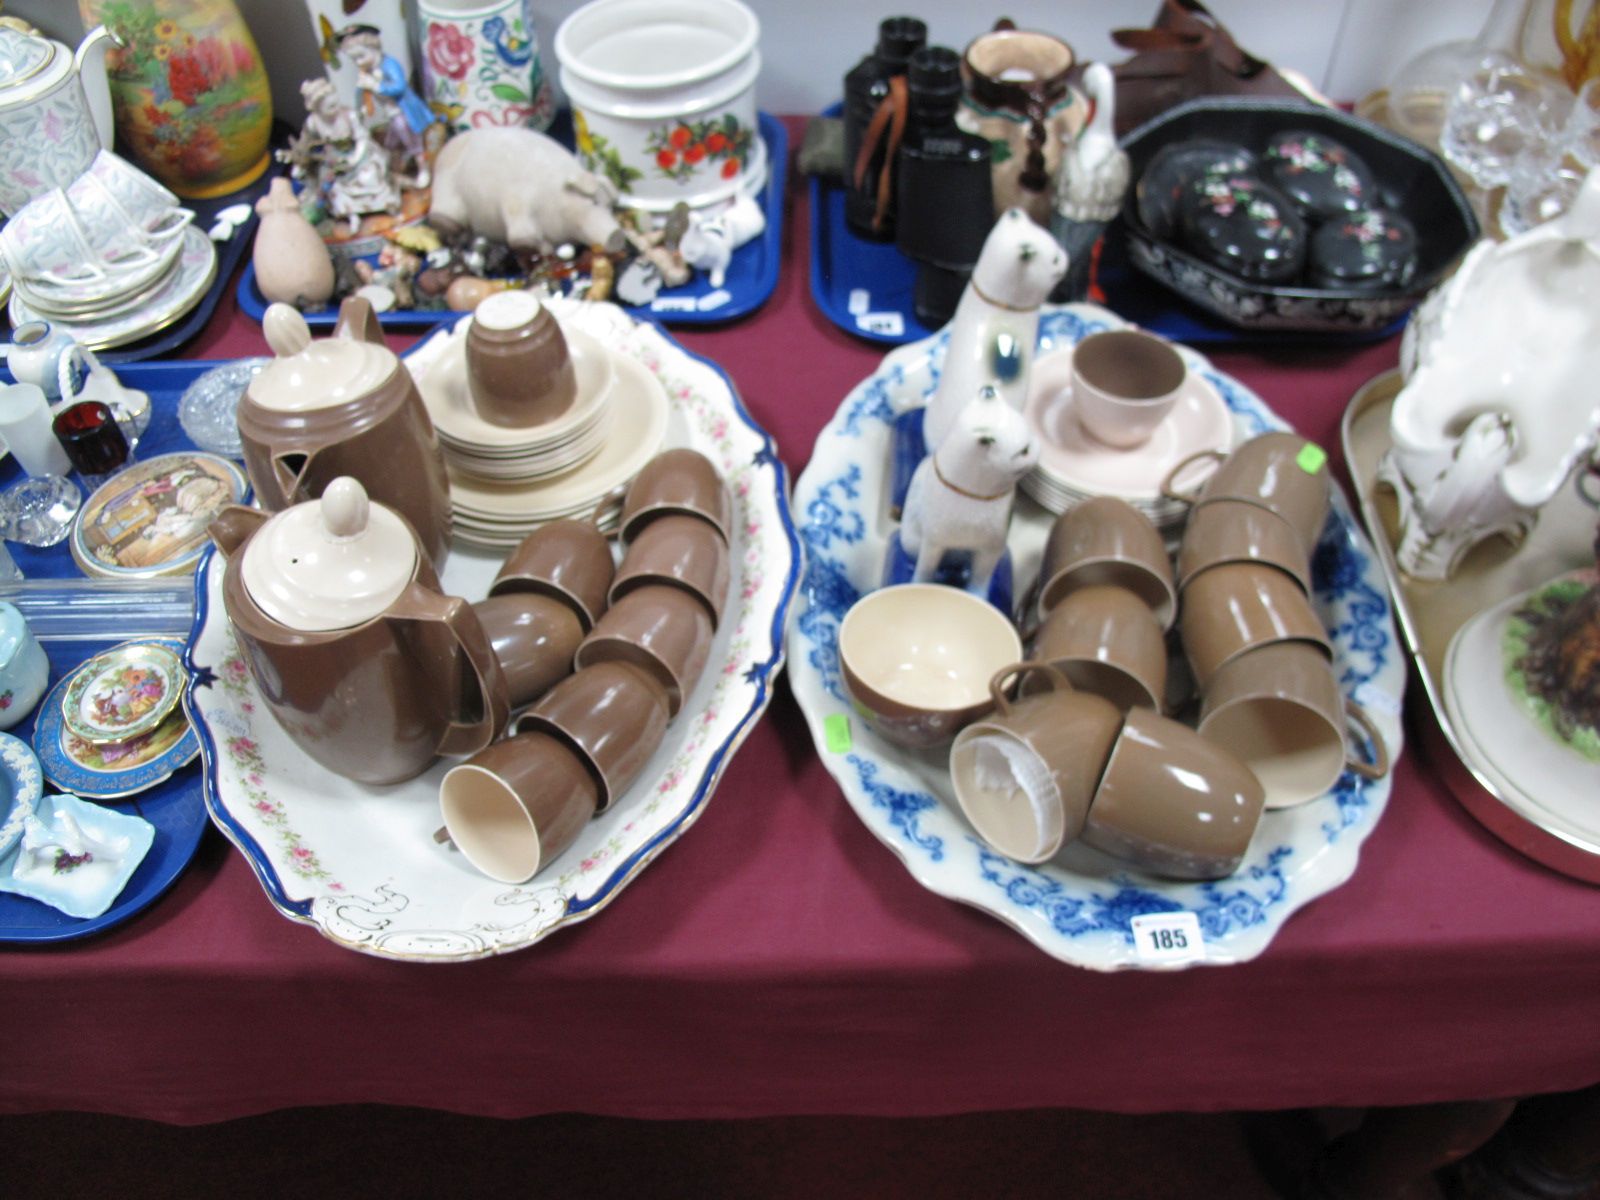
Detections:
900,386,1039,593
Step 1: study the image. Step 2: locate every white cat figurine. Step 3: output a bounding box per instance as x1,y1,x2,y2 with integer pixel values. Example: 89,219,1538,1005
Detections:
679,193,768,288
901,386,1039,593
922,208,1067,453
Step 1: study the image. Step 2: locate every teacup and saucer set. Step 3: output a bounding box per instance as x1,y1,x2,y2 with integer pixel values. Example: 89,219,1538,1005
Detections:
406,290,672,549
1020,326,1234,534
0,150,215,351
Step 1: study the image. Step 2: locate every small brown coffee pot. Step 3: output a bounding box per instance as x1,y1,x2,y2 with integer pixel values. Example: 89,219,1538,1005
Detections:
209,477,509,786
236,296,453,569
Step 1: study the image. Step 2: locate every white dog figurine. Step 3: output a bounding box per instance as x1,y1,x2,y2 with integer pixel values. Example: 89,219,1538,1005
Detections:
679,192,767,288
900,386,1039,592
922,208,1067,453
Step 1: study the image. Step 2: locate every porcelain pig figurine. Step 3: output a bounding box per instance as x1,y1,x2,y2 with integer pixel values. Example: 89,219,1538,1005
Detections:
923,208,1067,453
901,386,1038,594
429,127,625,256
1380,168,1600,580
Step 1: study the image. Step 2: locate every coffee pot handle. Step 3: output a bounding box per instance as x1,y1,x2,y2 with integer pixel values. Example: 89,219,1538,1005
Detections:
75,26,119,150
387,582,511,758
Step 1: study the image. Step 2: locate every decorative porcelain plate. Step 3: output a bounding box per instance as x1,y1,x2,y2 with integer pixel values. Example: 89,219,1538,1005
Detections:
70,450,248,580
787,303,1405,971
0,732,44,861
61,641,184,745
33,638,199,801
185,299,801,961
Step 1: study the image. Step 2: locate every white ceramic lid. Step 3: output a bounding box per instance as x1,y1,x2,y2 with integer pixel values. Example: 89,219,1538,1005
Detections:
247,303,397,413
240,477,417,632
0,28,59,98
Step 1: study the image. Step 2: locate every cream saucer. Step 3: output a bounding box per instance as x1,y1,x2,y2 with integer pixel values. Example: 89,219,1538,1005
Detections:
416,324,615,452
447,349,667,522
1023,343,1234,500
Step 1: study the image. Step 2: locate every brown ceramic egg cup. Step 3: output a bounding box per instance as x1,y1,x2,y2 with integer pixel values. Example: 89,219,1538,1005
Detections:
574,584,714,718
1162,430,1332,555
1036,496,1175,630
439,731,599,883
466,292,579,429
516,660,671,813
620,448,732,545
1028,584,1167,714
1179,560,1331,691
490,517,616,632
611,513,730,629
471,592,584,711
1176,498,1311,596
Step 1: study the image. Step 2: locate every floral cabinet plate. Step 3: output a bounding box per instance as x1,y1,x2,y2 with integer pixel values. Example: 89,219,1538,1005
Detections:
184,300,801,961
786,303,1405,970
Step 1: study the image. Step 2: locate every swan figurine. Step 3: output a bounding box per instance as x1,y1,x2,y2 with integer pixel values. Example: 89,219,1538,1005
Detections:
1050,62,1129,302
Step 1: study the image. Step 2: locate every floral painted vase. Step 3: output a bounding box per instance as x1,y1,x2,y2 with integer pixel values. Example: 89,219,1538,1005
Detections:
78,0,272,198
420,0,554,133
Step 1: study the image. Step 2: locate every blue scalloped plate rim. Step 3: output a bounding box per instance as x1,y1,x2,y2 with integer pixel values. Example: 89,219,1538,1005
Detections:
237,112,787,330
785,303,1407,970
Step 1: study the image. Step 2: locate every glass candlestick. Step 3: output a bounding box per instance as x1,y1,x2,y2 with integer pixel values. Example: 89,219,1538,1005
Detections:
0,383,73,478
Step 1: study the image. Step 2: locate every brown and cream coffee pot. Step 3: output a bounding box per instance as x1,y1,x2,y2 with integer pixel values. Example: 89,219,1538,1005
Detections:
237,296,452,569
209,477,509,787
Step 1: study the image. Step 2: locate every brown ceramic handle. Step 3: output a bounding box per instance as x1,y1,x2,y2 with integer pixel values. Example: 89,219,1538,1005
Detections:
334,295,385,346
987,660,1073,714
1159,447,1227,504
386,581,510,758
1343,698,1390,781
206,504,268,559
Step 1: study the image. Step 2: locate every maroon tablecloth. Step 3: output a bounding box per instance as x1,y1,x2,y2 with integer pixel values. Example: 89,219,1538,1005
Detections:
4,119,1599,1124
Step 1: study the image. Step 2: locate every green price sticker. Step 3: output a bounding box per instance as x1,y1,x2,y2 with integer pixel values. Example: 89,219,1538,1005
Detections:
1297,442,1328,475
824,713,852,754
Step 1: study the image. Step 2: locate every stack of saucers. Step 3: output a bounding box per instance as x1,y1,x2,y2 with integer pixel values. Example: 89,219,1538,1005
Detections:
412,321,670,551
1019,341,1235,536
1,152,216,351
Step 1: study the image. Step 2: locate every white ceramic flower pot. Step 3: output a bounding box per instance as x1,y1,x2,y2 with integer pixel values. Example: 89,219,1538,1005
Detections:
555,0,764,213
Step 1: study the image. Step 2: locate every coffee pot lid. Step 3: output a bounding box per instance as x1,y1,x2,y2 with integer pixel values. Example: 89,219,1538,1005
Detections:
0,27,55,93
247,303,397,414
240,477,417,631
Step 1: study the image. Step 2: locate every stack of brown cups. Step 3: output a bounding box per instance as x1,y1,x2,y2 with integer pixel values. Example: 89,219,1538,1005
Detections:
949,662,1265,880
1171,432,1387,809
1028,497,1176,715
440,449,731,884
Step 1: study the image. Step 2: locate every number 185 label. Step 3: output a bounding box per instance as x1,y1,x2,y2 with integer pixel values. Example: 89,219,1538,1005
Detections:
1130,912,1205,964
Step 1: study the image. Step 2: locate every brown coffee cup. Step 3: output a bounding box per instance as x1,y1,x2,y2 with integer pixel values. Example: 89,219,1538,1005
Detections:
620,448,732,545
838,583,1023,750
1029,584,1167,713
950,662,1123,862
466,291,578,429
471,592,584,710
439,732,598,883
490,518,616,632
1163,431,1332,554
1179,561,1331,690
1082,706,1265,880
1037,496,1175,630
574,584,714,717
1176,498,1311,595
517,660,670,812
1198,641,1389,808
610,513,730,629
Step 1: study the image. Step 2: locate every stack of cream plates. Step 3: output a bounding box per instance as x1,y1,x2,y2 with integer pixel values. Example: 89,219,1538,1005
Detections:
413,322,671,551
1019,341,1235,535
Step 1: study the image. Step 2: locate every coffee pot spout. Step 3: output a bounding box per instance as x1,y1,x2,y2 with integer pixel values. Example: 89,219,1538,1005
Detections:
207,504,268,559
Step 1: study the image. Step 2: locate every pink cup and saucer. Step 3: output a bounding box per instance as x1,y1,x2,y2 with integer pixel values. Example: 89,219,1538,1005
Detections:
1020,329,1235,531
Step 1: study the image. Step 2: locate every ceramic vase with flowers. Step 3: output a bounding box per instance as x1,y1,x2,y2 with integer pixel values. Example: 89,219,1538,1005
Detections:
78,0,272,198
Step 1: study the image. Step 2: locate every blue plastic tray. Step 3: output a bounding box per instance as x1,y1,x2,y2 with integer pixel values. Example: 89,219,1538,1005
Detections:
0,360,221,943
238,111,788,330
